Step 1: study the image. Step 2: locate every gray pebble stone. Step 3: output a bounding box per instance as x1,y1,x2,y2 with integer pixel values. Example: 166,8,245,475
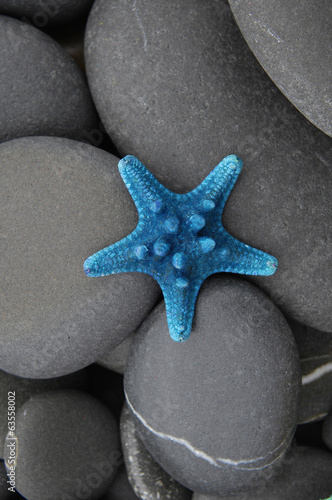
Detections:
4,390,122,500
228,0,332,137
120,402,192,500
0,0,94,26
124,276,301,496
97,332,135,375
0,137,160,378
290,320,332,424
85,0,332,332
0,15,98,144
0,368,88,459
192,446,332,500
322,410,332,451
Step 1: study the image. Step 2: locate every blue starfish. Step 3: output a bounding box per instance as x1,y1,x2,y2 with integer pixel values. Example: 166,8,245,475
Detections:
84,155,277,342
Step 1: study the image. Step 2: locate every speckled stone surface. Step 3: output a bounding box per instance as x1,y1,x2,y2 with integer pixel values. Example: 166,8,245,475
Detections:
0,137,160,378
0,0,94,26
97,332,135,375
120,403,193,500
0,368,88,459
3,390,122,500
85,0,332,332
124,276,301,496
84,155,277,341
228,0,332,137
101,465,139,500
0,15,98,144
323,411,332,451
192,447,332,500
290,320,332,424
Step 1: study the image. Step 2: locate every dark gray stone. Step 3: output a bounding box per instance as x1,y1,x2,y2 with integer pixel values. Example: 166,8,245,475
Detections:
323,410,332,451
124,276,301,496
192,446,332,500
228,0,332,137
3,390,122,500
0,368,89,459
97,332,135,375
101,466,140,500
0,0,93,26
0,15,98,144
85,0,332,333
120,402,192,500
0,137,160,378
289,319,332,424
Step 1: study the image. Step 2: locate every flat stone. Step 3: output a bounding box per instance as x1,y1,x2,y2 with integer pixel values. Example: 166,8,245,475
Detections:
290,319,332,424
3,390,122,500
0,137,160,378
0,368,89,459
101,465,139,500
85,0,332,332
192,446,332,500
0,15,98,144
228,0,332,137
120,402,193,500
124,276,301,496
0,0,94,26
97,332,135,375
323,410,332,451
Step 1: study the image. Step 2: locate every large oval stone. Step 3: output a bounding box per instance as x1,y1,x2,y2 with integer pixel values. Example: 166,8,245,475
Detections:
0,15,98,143
85,0,332,332
0,137,160,378
3,390,122,500
228,0,332,137
124,276,301,496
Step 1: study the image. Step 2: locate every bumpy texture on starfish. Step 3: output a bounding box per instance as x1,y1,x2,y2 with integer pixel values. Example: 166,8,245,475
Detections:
84,155,278,342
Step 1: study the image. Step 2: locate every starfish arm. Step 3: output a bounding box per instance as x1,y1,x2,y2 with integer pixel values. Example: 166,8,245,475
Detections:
83,229,146,277
208,231,278,276
189,155,243,212
118,156,172,217
159,278,202,342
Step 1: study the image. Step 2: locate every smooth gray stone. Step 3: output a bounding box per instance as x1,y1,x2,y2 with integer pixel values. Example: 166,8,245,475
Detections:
0,0,93,26
0,368,88,459
290,320,332,424
85,0,332,332
124,276,301,496
3,390,122,500
192,447,332,500
97,332,135,375
101,465,139,500
120,403,192,500
228,0,332,137
0,137,160,378
323,410,332,451
0,15,98,144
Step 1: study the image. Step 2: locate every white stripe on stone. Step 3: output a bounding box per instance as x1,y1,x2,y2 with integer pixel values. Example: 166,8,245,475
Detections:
302,362,332,385
125,391,291,471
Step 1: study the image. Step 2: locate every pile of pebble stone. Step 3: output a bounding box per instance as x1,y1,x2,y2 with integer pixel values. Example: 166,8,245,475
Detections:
0,0,332,499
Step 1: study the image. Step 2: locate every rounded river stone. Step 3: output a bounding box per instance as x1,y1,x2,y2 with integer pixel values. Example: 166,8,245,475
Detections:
290,320,332,424
192,446,332,500
0,136,160,378
0,368,88,459
3,390,122,500
323,410,332,451
120,402,192,500
0,15,98,144
124,276,301,496
85,0,332,333
229,0,332,137
97,332,135,375
0,0,94,26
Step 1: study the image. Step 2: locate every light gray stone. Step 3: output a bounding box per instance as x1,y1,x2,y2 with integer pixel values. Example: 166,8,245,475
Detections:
124,276,301,496
0,137,160,378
